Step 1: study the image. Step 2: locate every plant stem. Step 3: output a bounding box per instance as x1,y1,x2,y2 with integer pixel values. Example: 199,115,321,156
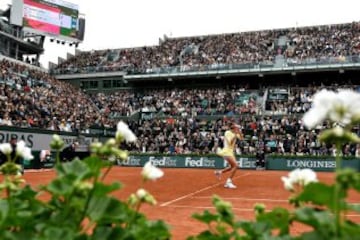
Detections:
126,201,142,228
56,150,60,166
334,143,342,237
79,173,100,226
100,163,113,181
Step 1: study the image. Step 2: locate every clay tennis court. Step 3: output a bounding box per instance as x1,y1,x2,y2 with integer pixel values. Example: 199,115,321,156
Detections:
23,167,360,240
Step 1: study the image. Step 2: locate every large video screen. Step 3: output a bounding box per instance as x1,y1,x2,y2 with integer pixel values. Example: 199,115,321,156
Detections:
22,0,79,40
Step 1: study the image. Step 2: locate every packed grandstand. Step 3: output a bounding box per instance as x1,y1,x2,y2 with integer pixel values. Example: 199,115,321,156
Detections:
1,18,360,157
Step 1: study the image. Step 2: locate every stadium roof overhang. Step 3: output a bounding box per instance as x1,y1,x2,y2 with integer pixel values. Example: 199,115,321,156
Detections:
0,31,44,54
122,63,360,82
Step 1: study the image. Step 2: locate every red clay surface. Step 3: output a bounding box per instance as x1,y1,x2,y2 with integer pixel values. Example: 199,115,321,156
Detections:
21,167,360,240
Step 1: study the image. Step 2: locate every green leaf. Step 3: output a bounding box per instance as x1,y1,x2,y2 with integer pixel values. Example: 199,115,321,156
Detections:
213,196,235,226
91,226,120,240
55,159,91,179
46,177,76,196
84,156,110,176
187,231,231,240
87,196,131,223
294,207,335,231
42,226,77,240
191,210,219,224
92,182,122,197
0,200,9,226
299,231,326,240
238,221,272,238
256,207,290,235
346,203,360,212
296,182,345,210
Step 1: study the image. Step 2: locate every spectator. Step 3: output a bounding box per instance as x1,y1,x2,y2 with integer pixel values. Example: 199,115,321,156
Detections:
60,142,79,162
255,147,266,170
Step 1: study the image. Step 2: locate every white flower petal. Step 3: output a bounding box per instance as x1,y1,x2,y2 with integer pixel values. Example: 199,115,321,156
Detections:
116,121,137,143
22,147,34,161
136,188,147,199
15,140,33,160
142,161,164,180
288,168,301,184
312,89,337,111
16,140,26,155
0,143,12,155
302,107,327,129
299,169,318,185
333,126,345,137
281,176,294,191
287,168,318,187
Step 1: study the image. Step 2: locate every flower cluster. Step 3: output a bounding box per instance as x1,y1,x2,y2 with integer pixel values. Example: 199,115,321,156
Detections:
0,140,34,161
89,120,138,162
141,161,164,181
281,168,318,192
302,89,360,129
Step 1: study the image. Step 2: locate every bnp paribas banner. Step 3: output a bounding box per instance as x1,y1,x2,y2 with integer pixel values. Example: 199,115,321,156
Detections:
0,129,96,151
122,155,360,172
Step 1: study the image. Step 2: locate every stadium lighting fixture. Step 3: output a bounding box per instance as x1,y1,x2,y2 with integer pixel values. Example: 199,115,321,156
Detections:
258,73,264,78
339,69,344,74
168,78,173,82
291,71,296,76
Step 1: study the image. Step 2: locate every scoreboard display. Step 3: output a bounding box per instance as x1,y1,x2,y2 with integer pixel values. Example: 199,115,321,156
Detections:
10,0,85,42
20,0,80,41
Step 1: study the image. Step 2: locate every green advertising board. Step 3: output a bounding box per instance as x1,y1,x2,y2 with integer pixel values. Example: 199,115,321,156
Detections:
1,126,359,172
120,155,360,172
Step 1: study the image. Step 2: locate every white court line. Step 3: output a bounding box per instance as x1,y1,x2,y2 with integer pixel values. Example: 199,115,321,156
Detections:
160,173,251,207
193,196,289,203
194,196,359,204
166,205,254,211
25,169,53,173
162,205,360,217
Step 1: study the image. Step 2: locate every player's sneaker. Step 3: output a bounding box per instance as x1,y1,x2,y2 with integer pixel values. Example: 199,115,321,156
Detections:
224,181,237,189
214,170,222,180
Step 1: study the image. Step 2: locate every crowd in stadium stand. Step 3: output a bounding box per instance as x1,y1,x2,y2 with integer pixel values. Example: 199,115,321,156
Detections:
0,23,360,156
0,59,106,132
89,88,260,118
52,21,360,74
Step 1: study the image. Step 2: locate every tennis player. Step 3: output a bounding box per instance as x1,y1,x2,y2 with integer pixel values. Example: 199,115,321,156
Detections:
215,122,243,189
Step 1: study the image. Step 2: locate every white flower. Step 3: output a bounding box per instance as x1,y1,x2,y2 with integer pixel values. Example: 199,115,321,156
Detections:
141,161,164,181
50,134,65,150
302,107,328,130
312,89,338,112
333,126,345,137
0,143,12,155
106,138,116,146
298,168,318,185
288,168,302,183
337,89,360,116
52,134,62,142
302,89,336,129
16,140,34,161
116,121,137,143
281,176,294,191
303,89,360,129
136,188,147,199
282,168,318,191
108,155,117,162
328,89,360,125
